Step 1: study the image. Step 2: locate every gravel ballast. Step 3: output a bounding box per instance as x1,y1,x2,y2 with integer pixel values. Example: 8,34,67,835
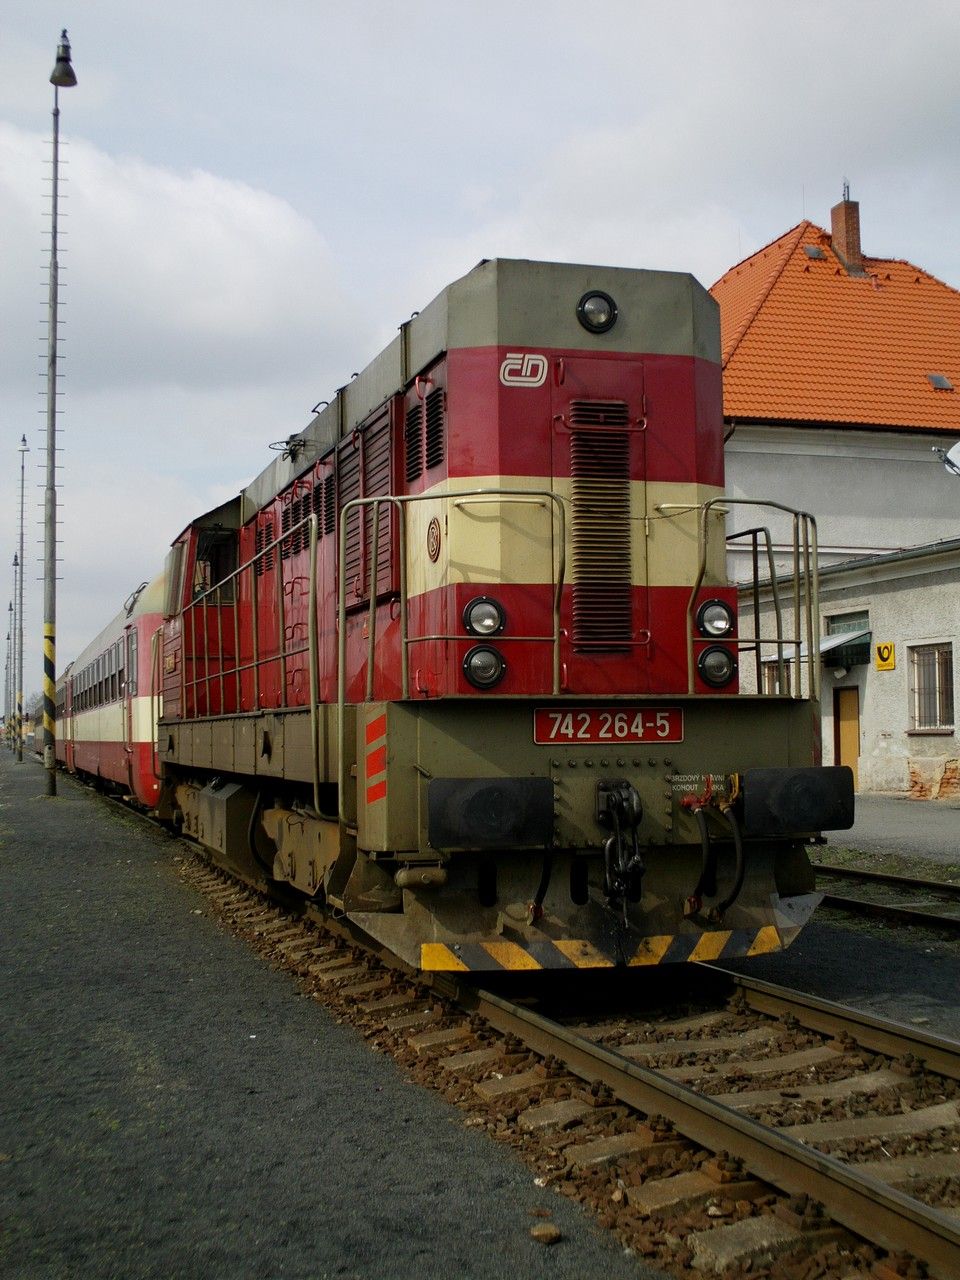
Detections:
0,754,657,1280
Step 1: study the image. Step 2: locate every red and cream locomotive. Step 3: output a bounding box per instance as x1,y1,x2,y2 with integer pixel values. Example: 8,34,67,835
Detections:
59,258,852,970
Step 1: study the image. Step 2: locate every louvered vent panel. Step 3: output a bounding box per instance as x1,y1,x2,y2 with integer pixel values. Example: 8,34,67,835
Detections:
311,483,324,539
570,399,630,427
280,502,294,560
425,388,445,469
405,403,423,482
363,418,394,595
323,475,336,536
255,520,275,577
338,446,362,589
570,426,632,652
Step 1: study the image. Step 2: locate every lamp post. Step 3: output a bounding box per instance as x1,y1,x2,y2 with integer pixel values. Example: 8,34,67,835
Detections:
43,30,77,795
17,435,28,762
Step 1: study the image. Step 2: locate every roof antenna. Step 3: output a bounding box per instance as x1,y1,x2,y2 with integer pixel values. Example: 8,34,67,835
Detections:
842,177,850,202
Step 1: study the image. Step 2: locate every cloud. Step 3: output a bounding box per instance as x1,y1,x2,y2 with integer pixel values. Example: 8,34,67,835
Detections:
0,123,377,684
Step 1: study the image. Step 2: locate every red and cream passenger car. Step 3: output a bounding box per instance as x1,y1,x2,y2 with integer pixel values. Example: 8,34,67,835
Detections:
55,574,165,807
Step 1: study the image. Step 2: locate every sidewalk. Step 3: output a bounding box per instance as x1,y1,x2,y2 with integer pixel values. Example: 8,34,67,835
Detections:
828,792,960,866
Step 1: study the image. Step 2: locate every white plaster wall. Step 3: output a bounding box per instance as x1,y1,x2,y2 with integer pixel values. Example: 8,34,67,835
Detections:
818,568,959,795
736,556,959,795
725,425,960,572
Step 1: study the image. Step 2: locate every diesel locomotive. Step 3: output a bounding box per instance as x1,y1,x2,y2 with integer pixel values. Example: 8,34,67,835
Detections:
57,258,853,970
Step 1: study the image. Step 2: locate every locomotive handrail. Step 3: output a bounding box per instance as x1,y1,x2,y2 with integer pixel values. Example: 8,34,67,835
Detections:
337,488,566,826
686,498,820,701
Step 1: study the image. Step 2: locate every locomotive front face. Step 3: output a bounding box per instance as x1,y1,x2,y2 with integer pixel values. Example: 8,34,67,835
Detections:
332,261,850,971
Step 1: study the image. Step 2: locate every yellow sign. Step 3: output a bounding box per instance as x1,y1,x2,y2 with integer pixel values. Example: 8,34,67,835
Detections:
875,642,895,671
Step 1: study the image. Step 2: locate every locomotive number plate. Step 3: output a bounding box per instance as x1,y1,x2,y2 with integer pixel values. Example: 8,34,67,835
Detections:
533,707,683,745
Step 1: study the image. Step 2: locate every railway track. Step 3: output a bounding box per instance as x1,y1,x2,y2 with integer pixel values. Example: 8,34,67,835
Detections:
173,844,960,1280
817,863,960,933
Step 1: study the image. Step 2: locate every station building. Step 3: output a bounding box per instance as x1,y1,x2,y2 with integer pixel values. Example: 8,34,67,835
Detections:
711,194,960,795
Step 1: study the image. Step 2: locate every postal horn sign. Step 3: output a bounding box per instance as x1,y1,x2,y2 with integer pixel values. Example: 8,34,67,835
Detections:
875,642,895,671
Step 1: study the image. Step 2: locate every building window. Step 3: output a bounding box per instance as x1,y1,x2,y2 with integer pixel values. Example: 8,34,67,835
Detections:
909,643,954,731
826,610,869,636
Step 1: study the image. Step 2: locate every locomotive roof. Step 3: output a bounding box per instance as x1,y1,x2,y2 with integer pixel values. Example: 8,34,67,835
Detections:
240,257,719,521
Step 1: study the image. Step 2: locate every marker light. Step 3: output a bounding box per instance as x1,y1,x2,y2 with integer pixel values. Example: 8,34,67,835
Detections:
463,596,505,637
696,599,735,638
576,290,618,334
698,646,737,687
463,645,506,689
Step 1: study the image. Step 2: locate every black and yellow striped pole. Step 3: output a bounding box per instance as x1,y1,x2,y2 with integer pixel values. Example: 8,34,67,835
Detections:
17,436,27,764
43,31,77,796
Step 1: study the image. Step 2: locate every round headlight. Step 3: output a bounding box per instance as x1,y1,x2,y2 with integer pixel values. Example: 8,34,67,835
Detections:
576,290,618,334
696,599,735,638
463,596,505,637
697,646,737,688
463,645,506,689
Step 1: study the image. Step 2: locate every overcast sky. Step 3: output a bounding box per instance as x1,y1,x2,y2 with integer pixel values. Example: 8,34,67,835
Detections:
2,1,959,694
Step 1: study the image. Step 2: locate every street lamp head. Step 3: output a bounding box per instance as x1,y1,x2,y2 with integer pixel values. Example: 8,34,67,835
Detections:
50,29,77,88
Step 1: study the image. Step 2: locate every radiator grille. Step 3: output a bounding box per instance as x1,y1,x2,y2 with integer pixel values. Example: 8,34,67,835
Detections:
404,403,423,482
425,387,446,469
570,421,632,652
570,399,631,428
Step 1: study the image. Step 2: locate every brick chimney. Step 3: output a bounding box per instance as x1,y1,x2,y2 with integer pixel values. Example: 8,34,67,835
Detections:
831,186,864,274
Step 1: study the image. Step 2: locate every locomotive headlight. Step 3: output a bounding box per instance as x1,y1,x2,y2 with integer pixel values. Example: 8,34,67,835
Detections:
463,596,505,637
463,645,506,689
696,599,735,638
576,290,618,334
697,645,737,688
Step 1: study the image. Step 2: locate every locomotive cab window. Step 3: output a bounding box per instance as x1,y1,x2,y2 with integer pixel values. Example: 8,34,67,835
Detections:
193,528,238,601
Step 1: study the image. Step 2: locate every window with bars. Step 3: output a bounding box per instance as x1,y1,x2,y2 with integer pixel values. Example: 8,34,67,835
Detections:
909,642,954,730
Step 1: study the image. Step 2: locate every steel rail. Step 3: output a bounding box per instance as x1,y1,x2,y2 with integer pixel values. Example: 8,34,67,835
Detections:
705,967,960,1081
820,893,960,933
460,981,960,1280
816,863,960,897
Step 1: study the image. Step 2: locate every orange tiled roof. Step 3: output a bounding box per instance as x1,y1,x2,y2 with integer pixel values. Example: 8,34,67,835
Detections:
710,221,960,431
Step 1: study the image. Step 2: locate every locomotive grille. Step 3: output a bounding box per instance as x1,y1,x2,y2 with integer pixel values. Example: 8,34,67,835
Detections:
405,403,423,482
424,387,446,469
570,399,631,428
570,415,632,652
254,520,275,577
340,413,394,601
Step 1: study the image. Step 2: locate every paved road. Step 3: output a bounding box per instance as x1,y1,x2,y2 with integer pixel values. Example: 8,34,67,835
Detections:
0,753,657,1280
828,793,960,866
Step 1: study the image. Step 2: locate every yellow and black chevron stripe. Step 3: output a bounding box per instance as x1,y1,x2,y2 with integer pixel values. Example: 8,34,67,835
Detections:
420,925,783,971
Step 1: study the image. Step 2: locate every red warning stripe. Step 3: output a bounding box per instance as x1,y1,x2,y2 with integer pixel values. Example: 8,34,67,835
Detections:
365,713,388,805
366,778,387,804
365,713,387,746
